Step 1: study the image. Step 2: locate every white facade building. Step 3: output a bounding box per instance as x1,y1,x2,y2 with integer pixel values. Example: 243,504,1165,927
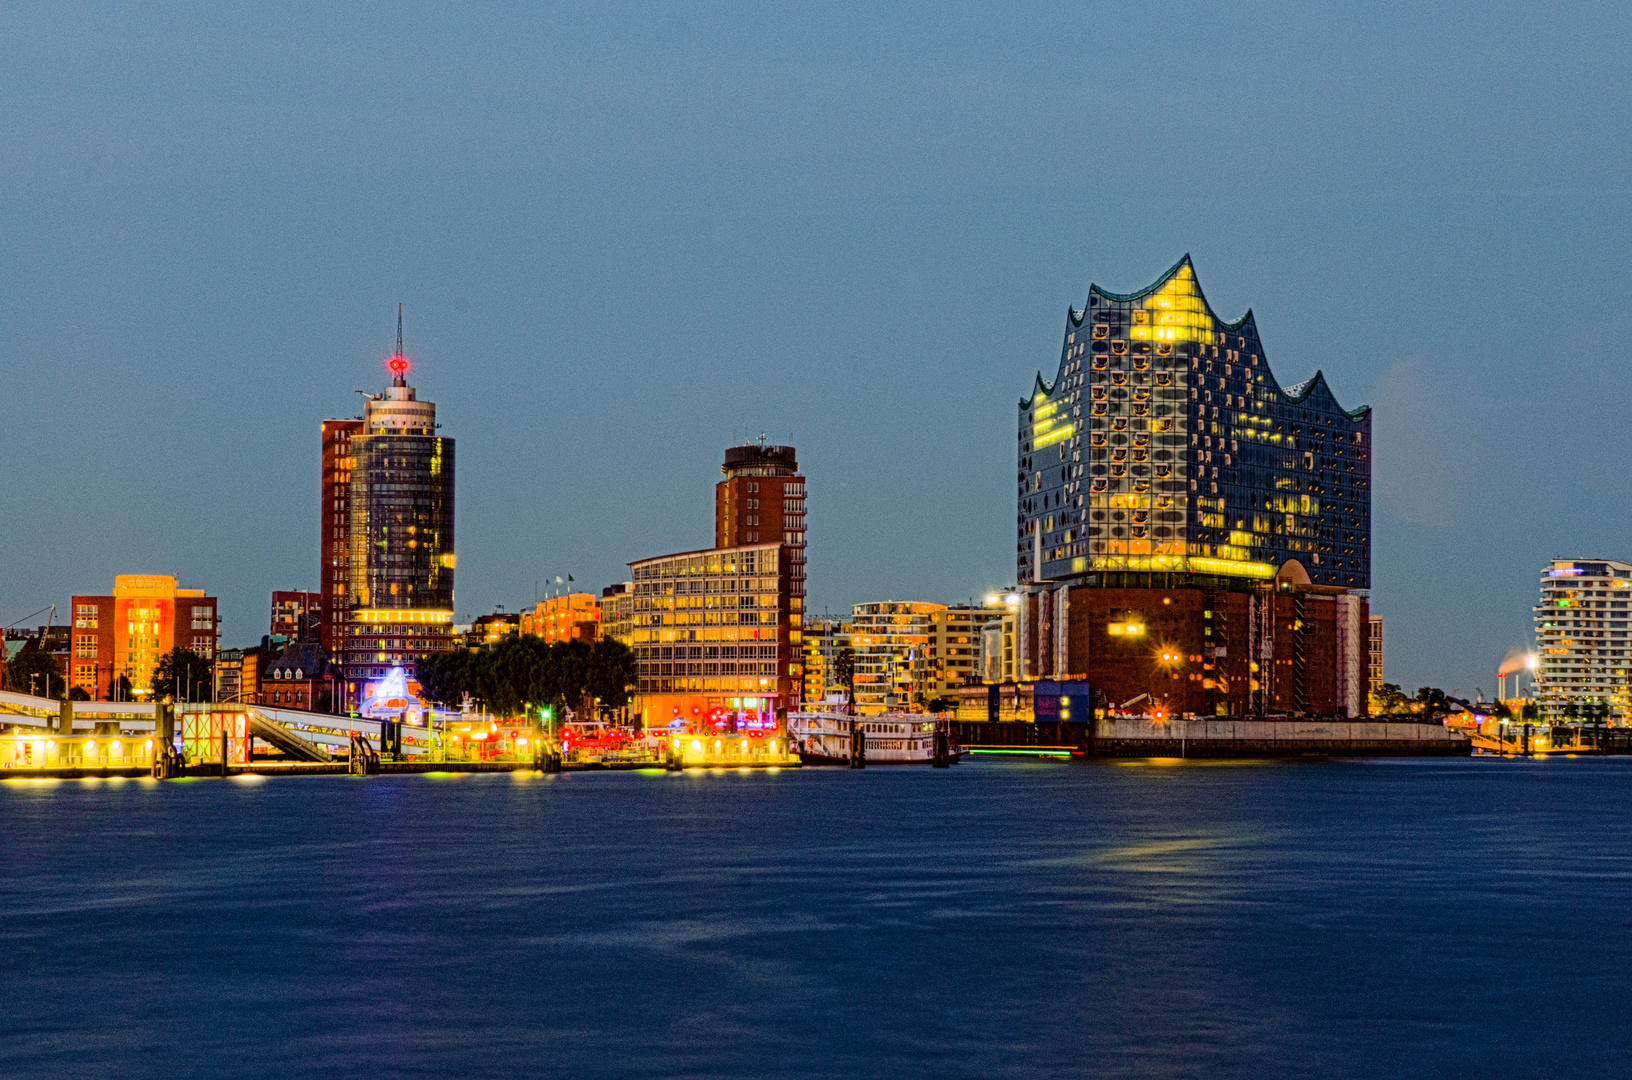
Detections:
1534,559,1632,724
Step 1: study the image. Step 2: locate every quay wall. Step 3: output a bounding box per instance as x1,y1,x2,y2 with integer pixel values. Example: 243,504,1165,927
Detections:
955,718,1470,757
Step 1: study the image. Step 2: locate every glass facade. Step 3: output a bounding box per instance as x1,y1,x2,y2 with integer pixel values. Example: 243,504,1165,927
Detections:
1019,256,1371,591
348,434,456,613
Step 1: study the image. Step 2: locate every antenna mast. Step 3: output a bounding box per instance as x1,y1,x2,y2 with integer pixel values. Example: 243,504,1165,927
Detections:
393,303,406,387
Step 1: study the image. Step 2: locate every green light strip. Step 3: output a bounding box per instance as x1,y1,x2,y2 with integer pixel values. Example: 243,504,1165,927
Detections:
964,747,1074,757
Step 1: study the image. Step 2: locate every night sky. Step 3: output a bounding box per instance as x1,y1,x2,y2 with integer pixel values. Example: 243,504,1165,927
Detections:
4,2,1629,698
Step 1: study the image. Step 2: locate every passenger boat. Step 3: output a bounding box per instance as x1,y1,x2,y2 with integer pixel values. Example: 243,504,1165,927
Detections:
786,710,961,765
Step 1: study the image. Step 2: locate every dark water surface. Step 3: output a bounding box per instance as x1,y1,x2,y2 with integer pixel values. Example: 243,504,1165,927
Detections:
3,757,1630,1078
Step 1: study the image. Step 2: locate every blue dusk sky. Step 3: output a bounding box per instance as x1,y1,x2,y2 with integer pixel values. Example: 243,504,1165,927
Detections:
3,2,1630,698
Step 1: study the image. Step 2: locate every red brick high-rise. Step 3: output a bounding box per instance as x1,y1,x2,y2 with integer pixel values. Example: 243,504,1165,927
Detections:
320,419,363,657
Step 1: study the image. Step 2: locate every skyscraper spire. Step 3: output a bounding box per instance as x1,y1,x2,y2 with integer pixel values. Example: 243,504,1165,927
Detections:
393,303,406,387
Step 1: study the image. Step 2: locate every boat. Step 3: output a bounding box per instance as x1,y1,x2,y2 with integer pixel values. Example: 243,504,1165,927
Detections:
786,710,961,765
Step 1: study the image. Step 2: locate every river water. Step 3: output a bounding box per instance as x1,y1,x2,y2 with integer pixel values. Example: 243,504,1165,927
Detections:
2,757,1630,1078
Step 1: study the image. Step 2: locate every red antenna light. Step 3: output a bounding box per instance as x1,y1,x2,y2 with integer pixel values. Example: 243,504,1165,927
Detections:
388,354,410,375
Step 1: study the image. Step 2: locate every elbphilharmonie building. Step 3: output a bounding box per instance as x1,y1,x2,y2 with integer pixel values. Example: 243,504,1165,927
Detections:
1015,257,1373,717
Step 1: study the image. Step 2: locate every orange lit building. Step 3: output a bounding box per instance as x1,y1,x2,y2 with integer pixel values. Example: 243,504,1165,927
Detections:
68,575,219,700
628,442,808,731
521,593,600,644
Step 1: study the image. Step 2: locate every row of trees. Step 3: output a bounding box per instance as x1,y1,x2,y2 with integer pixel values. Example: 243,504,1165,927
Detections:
1370,683,1455,717
414,636,637,721
3,641,213,702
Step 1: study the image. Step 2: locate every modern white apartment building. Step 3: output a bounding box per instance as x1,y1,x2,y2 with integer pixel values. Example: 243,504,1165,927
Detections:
1534,559,1632,723
849,602,943,713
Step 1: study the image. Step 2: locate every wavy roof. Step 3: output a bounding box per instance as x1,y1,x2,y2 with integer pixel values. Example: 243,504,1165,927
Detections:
1026,255,1369,421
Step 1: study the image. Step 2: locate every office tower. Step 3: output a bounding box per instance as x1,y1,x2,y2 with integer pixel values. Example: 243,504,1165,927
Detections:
1534,560,1632,723
321,418,364,657
716,442,806,600
1016,256,1371,717
629,443,808,728
331,312,457,710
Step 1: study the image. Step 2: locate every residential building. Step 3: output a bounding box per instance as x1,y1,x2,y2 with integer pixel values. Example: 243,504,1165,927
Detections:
630,443,808,729
334,316,458,711
1368,615,1384,700
599,584,634,646
1534,559,1632,724
216,648,244,703
320,418,364,656
271,590,323,641
801,616,850,704
979,591,1022,683
1013,256,1371,717
913,603,1007,704
261,641,340,713
521,593,599,644
849,602,943,713
470,611,521,647
67,575,219,700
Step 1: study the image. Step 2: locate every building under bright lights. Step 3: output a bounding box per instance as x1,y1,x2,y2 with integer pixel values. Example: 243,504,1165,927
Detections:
629,443,807,729
328,312,457,708
1015,256,1372,717
1533,559,1632,724
68,575,219,699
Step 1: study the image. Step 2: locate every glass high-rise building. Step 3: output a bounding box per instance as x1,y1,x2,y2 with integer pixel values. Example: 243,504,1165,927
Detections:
1019,255,1370,590
333,318,457,710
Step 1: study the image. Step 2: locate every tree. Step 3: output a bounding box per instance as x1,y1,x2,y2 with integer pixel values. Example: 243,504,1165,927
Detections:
151,648,214,702
1413,687,1451,718
587,638,637,713
416,636,638,722
106,674,134,702
1520,700,1540,724
5,639,62,699
1563,700,1581,721
68,685,91,701
1370,682,1409,714
414,649,479,708
926,695,956,714
836,647,855,706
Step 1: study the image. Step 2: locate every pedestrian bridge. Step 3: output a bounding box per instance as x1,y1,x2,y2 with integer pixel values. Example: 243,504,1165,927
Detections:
0,691,444,768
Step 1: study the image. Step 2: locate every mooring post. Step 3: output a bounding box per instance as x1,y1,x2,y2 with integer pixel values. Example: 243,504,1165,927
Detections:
933,723,949,768
850,719,865,768
220,727,230,778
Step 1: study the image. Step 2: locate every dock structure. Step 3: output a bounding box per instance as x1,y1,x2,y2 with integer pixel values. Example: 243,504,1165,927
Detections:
2,690,800,779
956,716,1473,758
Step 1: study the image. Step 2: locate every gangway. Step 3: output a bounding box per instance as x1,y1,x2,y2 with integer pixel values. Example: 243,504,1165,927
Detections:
246,710,333,763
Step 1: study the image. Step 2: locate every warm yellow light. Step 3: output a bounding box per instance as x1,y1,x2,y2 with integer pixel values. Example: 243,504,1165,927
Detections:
1034,424,1074,448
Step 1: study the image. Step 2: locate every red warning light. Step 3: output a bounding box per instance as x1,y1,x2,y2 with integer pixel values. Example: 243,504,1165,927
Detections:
387,354,410,376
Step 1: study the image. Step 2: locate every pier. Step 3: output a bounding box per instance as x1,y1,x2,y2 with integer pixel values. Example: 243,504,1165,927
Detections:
0,690,799,779
955,716,1473,758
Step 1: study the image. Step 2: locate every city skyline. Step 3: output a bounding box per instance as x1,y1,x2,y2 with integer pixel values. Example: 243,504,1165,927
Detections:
6,4,1632,701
